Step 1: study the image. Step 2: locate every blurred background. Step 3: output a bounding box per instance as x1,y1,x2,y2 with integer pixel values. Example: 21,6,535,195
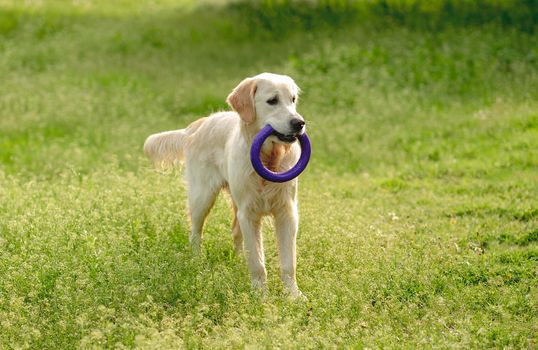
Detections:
1,0,537,177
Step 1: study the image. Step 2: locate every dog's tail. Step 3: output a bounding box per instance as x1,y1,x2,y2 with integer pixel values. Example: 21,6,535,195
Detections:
143,129,188,168
144,118,207,168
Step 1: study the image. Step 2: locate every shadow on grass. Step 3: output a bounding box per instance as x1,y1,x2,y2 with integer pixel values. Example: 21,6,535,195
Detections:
2,0,537,40
227,0,538,37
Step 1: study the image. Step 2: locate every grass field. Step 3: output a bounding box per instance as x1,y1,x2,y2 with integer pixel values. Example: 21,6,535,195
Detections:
1,0,537,348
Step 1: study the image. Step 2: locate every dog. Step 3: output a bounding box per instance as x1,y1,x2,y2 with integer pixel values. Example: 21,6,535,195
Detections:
144,73,306,299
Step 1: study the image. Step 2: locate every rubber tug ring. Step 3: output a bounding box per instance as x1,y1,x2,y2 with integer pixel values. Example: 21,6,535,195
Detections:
250,125,311,183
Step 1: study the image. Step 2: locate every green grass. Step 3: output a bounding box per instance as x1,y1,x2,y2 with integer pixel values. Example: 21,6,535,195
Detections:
1,0,537,348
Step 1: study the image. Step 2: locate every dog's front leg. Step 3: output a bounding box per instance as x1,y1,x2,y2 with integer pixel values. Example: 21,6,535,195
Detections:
237,210,266,293
274,203,304,299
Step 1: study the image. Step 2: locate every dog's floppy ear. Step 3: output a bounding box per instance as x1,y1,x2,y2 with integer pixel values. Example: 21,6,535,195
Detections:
226,77,257,124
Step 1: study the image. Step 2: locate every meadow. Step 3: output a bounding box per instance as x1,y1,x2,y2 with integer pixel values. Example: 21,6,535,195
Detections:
0,0,537,348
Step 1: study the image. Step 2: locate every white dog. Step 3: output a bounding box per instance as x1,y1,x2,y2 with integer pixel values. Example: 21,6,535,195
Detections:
144,73,306,298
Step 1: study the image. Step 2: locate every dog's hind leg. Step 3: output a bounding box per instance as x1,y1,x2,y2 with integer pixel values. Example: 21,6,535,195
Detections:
231,201,243,254
186,173,221,254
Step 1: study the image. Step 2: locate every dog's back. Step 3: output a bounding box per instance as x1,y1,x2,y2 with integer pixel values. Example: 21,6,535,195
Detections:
144,112,239,168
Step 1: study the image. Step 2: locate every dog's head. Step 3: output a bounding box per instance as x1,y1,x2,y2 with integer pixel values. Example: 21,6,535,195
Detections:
226,73,305,143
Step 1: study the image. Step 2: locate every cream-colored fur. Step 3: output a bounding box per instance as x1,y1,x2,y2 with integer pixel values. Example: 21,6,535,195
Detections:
144,73,306,298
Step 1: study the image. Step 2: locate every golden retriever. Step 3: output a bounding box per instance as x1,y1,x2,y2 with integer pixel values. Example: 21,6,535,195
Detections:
144,73,306,298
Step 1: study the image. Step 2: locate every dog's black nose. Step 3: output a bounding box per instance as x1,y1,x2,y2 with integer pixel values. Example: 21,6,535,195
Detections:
290,118,305,132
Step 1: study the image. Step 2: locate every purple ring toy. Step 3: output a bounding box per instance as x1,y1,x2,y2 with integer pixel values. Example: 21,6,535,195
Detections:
250,125,311,183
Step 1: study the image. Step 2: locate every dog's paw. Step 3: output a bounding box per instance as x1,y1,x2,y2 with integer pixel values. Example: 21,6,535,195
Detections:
250,278,268,297
287,289,307,301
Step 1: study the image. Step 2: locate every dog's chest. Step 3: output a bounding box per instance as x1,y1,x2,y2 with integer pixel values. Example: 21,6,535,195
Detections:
241,141,297,213
255,181,294,213
260,142,290,172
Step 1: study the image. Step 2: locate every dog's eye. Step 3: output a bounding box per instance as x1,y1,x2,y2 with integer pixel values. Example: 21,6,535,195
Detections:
266,96,278,105
292,96,296,103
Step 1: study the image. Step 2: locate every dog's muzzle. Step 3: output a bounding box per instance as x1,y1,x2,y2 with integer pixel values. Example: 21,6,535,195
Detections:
272,119,306,143
272,129,301,143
